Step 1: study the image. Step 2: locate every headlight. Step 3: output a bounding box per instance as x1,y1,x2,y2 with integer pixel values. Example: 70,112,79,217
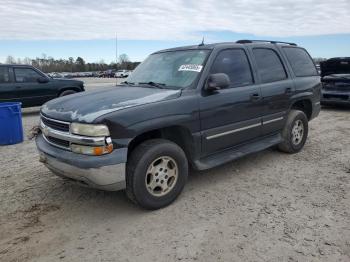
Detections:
70,123,110,137
71,144,113,156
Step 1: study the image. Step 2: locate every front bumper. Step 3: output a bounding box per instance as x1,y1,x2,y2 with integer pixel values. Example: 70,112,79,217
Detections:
321,90,350,105
36,134,127,191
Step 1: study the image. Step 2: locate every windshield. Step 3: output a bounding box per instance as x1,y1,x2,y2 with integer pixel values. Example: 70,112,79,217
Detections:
126,50,210,89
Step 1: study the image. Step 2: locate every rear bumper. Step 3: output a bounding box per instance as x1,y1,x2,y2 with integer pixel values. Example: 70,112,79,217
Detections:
36,134,127,191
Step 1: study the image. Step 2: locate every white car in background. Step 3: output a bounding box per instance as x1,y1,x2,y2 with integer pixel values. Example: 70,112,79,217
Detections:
115,70,130,78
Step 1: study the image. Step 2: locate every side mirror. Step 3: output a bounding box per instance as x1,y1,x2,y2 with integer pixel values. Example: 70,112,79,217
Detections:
37,77,49,83
205,73,230,91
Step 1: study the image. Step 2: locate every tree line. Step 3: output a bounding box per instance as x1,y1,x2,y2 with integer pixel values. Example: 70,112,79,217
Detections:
2,53,327,73
2,54,140,73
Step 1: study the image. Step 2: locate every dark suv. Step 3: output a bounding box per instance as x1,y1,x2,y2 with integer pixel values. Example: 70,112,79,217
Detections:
35,40,321,209
320,57,350,105
0,65,84,107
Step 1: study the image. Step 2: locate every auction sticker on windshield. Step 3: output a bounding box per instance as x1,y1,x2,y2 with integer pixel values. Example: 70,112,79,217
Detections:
178,64,203,72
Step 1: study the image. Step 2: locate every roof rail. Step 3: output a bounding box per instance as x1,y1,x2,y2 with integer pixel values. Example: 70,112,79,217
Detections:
236,40,297,46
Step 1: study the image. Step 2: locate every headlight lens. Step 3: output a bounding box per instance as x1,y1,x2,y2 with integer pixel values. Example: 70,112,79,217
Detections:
71,144,113,156
70,123,110,137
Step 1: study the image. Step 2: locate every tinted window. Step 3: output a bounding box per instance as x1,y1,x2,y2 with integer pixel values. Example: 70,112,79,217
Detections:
283,47,318,77
253,48,287,83
210,49,253,88
0,67,10,83
14,68,42,83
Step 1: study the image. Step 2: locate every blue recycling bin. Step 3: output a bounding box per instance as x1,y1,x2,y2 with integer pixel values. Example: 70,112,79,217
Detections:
0,102,24,145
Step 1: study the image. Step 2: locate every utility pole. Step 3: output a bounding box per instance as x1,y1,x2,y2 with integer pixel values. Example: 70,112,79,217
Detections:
115,32,118,86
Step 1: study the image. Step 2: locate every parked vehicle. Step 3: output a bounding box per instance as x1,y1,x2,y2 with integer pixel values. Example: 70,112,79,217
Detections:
115,70,130,78
98,69,116,78
0,65,85,107
35,40,321,209
47,72,64,78
320,57,350,106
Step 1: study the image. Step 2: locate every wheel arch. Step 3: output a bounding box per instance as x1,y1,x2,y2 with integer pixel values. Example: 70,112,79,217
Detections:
290,98,313,120
127,125,198,165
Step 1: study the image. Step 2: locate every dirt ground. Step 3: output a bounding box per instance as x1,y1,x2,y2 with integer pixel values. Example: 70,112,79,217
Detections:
0,78,349,262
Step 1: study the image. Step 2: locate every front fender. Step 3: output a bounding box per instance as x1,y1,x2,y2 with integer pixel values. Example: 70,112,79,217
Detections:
97,92,200,148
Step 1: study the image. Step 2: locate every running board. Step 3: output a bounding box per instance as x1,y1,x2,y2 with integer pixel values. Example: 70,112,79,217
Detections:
193,133,282,171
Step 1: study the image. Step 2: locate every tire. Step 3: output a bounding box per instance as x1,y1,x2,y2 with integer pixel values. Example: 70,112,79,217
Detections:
59,90,76,97
126,139,188,210
278,109,308,154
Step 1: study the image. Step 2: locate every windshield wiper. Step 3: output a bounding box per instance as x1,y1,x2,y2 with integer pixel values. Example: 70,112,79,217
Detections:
138,81,166,89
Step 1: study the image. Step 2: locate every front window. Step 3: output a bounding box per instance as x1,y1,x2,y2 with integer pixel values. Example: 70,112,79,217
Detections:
126,50,210,89
14,68,42,83
210,49,254,88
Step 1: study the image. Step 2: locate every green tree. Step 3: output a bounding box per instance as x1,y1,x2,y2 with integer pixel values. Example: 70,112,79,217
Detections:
75,57,86,72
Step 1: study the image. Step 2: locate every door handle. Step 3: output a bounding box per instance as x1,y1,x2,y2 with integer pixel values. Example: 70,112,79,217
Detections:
250,93,261,101
15,86,21,89
285,87,292,94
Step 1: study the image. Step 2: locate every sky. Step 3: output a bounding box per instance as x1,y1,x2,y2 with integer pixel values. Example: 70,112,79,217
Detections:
0,0,349,63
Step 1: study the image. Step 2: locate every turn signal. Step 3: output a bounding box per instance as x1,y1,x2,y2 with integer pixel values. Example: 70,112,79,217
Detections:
71,144,113,156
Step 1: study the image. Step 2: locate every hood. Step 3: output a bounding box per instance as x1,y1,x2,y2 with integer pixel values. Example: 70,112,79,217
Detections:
321,58,350,77
41,86,181,122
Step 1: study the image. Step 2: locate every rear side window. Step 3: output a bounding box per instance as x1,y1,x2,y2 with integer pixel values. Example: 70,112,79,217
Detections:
210,49,254,88
283,47,318,77
14,68,42,83
0,67,10,83
253,48,287,83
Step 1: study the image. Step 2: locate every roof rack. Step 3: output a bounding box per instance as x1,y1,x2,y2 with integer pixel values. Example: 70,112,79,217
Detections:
236,40,297,46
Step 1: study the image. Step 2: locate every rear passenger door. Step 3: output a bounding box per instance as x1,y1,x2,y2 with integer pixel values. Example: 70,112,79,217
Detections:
200,48,263,156
250,47,294,135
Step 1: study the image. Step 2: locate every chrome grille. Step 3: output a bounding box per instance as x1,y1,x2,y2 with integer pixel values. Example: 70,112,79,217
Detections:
47,136,70,148
40,115,71,150
41,114,70,132
40,115,107,151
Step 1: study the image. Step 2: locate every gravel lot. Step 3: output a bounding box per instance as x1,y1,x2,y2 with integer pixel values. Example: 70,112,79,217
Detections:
0,78,349,262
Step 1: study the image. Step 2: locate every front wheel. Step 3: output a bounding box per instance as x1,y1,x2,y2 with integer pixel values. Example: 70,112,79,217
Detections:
126,139,188,209
278,109,308,154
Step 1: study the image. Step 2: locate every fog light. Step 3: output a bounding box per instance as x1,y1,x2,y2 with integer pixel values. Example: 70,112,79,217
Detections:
71,144,113,156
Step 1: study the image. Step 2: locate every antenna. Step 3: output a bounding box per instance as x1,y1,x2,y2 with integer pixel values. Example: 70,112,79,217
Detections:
198,37,205,46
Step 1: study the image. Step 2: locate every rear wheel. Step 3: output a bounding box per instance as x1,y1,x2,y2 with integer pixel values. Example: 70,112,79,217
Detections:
59,90,76,97
278,109,308,153
126,139,188,209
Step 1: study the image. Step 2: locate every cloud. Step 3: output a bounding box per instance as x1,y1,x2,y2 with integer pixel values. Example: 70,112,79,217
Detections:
0,0,349,40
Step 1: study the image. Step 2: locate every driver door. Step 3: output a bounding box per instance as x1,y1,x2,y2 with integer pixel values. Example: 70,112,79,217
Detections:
200,48,263,156
13,67,54,107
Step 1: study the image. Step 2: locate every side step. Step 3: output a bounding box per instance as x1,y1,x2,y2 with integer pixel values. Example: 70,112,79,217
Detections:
193,133,282,171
